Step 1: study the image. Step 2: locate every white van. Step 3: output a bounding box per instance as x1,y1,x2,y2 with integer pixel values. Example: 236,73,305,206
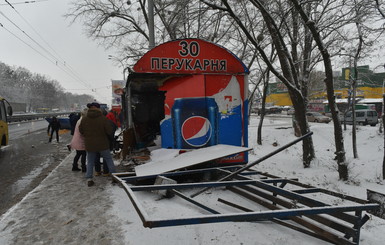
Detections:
343,109,378,126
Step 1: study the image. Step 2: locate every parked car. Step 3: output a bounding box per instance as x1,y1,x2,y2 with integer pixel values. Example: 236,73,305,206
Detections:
287,108,295,115
282,106,292,111
265,106,283,114
306,112,331,123
342,109,378,126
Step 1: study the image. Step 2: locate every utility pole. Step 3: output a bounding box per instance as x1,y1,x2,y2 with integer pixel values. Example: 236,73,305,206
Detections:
352,57,358,159
148,0,155,49
381,77,385,133
383,93,385,179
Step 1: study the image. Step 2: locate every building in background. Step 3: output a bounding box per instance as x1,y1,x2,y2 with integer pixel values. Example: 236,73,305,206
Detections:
265,65,385,114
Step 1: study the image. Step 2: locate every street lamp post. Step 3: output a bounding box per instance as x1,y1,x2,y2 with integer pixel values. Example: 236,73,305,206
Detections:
108,55,133,130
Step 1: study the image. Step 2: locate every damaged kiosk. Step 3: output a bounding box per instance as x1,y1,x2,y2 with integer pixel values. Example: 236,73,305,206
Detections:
122,38,249,164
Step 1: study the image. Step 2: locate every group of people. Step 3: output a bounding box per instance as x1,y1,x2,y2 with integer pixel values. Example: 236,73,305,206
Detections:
50,102,120,187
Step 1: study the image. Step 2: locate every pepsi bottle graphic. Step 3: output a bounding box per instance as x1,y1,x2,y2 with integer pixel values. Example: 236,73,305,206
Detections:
172,97,218,149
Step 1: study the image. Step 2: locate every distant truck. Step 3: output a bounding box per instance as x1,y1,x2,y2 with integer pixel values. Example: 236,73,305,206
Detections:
9,102,27,113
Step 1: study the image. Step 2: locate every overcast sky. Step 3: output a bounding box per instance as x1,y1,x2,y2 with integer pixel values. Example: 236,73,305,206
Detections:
0,0,123,105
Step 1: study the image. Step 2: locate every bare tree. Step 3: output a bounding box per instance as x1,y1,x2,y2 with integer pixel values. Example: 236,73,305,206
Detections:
66,0,153,65
376,0,385,179
0,62,93,111
204,0,316,167
375,0,385,19
257,69,270,145
329,0,383,158
290,0,349,179
66,0,250,67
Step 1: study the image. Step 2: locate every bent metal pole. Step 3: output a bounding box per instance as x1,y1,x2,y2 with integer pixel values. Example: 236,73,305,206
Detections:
190,131,314,198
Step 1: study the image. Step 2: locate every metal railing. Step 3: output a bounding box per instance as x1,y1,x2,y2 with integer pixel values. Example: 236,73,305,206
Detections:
8,112,71,123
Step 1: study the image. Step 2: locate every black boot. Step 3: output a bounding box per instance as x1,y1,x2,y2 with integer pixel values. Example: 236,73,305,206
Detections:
72,166,81,171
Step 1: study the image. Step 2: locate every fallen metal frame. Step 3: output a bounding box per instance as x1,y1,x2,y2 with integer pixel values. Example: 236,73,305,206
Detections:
113,166,379,245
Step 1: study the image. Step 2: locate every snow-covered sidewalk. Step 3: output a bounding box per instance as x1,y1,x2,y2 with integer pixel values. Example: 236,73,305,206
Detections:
0,153,126,245
0,155,381,245
0,152,329,245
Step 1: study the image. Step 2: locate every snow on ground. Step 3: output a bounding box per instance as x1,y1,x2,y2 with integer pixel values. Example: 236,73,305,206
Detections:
1,114,385,244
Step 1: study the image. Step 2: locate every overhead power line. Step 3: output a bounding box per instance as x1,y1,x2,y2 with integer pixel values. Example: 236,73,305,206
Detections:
0,0,48,6
4,0,66,64
0,0,110,102
0,22,56,64
0,21,96,94
0,10,59,62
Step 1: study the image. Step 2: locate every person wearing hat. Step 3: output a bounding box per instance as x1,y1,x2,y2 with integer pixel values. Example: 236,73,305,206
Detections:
79,102,116,186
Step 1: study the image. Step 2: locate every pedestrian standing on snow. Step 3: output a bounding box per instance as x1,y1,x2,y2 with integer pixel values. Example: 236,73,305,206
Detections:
95,110,118,176
94,152,104,176
69,112,80,135
79,102,116,187
70,109,87,172
47,116,61,143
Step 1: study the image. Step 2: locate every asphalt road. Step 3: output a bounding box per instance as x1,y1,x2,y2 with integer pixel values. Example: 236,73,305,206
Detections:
0,120,72,216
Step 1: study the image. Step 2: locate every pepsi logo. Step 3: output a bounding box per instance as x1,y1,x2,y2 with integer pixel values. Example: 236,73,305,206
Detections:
181,116,212,147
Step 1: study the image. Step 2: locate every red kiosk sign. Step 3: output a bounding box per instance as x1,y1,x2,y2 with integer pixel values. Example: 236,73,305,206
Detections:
133,39,247,74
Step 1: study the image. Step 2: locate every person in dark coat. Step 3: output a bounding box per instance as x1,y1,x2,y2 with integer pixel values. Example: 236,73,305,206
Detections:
79,102,116,186
47,116,61,143
69,112,80,135
95,110,118,176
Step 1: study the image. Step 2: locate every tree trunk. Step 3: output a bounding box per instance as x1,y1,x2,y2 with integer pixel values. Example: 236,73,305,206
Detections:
290,0,347,180
290,90,315,167
257,79,269,145
247,82,259,125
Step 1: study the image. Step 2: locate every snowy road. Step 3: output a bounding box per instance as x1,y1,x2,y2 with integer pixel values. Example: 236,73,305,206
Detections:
0,120,71,216
8,119,48,139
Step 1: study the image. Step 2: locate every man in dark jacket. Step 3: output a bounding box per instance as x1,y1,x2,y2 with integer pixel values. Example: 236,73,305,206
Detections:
69,112,80,135
47,116,61,143
79,102,116,186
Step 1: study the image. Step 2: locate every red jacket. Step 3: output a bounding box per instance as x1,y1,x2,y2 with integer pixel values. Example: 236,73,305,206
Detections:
106,111,118,126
